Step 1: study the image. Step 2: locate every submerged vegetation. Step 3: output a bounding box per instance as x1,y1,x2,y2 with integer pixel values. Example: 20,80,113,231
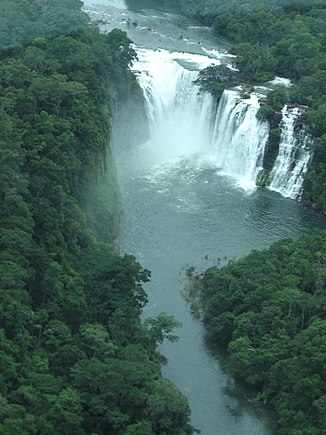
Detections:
0,0,193,433
185,232,326,435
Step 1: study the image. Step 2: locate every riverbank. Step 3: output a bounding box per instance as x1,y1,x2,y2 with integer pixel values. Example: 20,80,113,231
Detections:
0,2,193,433
185,231,326,435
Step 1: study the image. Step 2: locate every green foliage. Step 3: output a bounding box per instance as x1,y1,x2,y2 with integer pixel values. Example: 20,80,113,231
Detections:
302,134,326,211
259,127,281,177
291,70,326,106
179,0,326,211
256,104,273,121
194,64,240,100
189,231,326,434
144,313,182,348
0,0,89,47
256,90,286,175
145,379,191,434
0,5,192,435
180,0,326,21
265,89,288,111
235,43,278,82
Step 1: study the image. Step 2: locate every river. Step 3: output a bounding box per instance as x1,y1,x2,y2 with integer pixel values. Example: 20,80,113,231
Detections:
83,1,326,433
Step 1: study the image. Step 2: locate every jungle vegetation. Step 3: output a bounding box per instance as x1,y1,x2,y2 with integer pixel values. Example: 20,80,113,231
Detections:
180,0,326,212
0,1,192,433
185,232,326,435
181,2,326,433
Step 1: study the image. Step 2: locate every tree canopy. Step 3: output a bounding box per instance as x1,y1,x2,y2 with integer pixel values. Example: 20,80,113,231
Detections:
186,231,326,434
0,0,89,46
0,2,192,433
180,0,326,212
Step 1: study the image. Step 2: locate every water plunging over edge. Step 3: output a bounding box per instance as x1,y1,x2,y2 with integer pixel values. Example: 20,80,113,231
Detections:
268,106,312,198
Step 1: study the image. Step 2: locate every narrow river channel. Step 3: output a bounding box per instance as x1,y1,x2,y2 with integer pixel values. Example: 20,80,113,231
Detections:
84,1,326,433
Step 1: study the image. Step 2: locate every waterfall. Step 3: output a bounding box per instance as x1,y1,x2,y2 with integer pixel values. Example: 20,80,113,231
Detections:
212,90,269,189
131,48,217,161
132,48,311,198
268,106,312,199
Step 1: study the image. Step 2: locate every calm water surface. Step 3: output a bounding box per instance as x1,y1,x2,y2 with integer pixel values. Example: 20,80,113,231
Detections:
115,148,325,435
84,1,326,433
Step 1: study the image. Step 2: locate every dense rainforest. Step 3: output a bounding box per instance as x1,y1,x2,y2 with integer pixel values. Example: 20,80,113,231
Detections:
177,1,326,434
2,0,326,434
186,232,326,435
0,0,192,433
179,0,326,213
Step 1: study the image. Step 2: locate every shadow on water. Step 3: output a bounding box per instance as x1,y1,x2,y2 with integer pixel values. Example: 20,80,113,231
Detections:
202,334,277,431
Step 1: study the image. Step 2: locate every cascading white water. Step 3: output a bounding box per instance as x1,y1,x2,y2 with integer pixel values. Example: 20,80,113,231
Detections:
131,48,218,162
268,106,312,199
132,48,311,198
132,48,270,190
212,90,269,189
